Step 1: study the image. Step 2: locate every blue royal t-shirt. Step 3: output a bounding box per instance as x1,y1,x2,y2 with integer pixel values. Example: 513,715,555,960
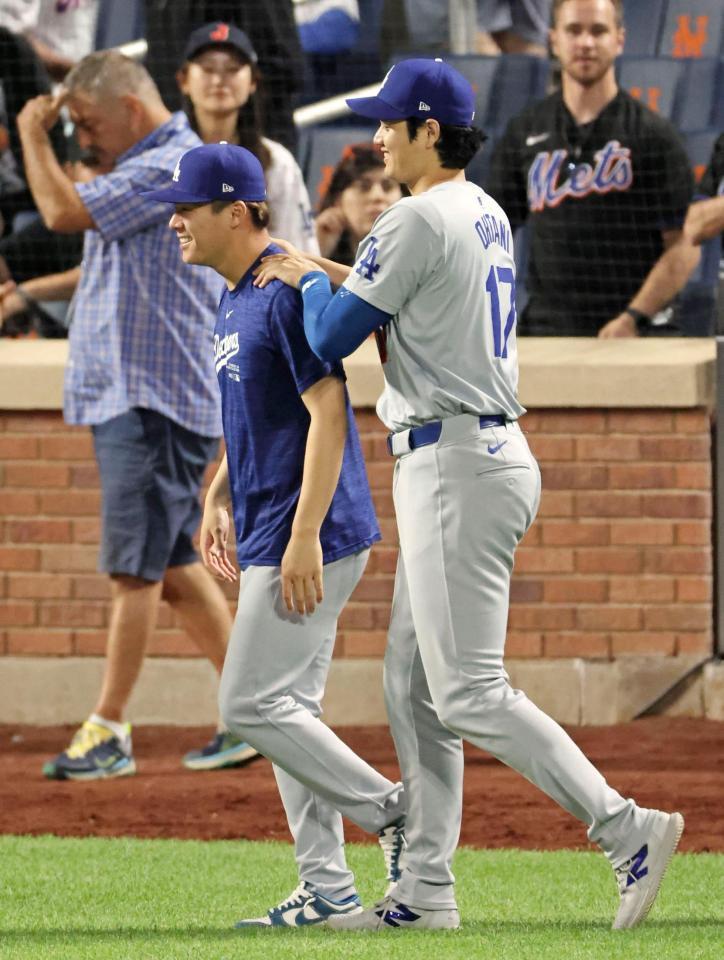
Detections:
215,245,380,568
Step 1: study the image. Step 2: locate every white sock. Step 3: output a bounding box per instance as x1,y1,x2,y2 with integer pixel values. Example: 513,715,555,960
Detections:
89,713,131,751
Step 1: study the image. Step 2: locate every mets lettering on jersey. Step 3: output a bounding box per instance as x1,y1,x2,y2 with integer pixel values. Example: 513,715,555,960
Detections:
528,139,633,212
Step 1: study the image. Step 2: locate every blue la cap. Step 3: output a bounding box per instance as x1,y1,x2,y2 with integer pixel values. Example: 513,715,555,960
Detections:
346,58,475,126
140,142,266,204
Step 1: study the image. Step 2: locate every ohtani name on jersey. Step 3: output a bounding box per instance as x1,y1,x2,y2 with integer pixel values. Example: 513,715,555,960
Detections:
528,139,633,212
214,330,239,373
474,212,511,252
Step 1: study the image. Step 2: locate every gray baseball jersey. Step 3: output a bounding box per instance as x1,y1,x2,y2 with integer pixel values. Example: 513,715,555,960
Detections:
343,180,525,432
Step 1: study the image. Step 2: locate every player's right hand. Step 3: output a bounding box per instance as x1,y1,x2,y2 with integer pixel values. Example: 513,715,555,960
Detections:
200,504,237,583
281,532,324,615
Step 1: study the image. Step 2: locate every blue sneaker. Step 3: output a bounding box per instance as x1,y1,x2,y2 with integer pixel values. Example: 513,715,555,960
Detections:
378,818,406,894
42,720,135,781
235,881,363,928
182,731,260,771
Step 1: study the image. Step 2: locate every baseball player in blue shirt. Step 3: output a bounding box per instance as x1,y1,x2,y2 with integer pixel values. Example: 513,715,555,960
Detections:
253,58,684,931
140,143,406,928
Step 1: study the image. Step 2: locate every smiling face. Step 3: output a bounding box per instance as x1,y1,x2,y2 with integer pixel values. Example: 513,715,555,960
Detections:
372,120,432,188
169,201,232,267
550,0,624,88
337,168,402,242
178,48,255,116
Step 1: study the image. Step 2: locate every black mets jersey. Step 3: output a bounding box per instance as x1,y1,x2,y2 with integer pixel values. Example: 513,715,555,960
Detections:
486,89,694,336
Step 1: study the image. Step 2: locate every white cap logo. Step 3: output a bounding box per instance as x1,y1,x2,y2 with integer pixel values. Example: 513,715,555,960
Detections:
222,182,234,193
418,101,431,111
379,66,394,92
172,157,182,182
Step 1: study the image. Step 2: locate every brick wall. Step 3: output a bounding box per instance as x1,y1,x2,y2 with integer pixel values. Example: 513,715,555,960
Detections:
0,408,713,662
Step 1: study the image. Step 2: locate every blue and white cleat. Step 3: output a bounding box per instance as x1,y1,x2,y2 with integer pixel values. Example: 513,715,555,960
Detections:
42,720,135,781
612,810,684,930
182,731,260,771
326,896,460,931
235,881,363,929
378,818,406,895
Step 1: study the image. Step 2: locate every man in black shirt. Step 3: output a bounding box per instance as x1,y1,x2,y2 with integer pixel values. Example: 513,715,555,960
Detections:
486,0,698,337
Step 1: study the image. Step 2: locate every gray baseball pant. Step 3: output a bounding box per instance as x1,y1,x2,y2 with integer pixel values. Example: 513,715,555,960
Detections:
384,414,652,909
218,549,405,900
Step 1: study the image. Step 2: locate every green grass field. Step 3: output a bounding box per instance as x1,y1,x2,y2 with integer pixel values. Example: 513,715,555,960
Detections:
1,836,721,960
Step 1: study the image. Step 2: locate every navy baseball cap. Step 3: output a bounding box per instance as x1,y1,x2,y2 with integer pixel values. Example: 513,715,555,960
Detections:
140,142,266,204
346,58,475,126
182,22,258,64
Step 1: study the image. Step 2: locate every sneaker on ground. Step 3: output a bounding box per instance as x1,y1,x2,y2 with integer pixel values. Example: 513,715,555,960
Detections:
327,896,460,932
378,818,406,894
612,810,684,930
42,720,135,781
235,881,362,928
181,731,260,771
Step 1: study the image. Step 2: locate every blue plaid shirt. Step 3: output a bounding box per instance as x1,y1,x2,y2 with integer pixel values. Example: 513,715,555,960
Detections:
65,112,222,437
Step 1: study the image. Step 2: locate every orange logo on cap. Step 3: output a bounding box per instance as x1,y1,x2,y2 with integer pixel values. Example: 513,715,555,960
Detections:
210,23,230,42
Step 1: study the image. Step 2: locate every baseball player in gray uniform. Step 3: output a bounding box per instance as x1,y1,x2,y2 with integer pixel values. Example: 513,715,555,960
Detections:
254,58,684,932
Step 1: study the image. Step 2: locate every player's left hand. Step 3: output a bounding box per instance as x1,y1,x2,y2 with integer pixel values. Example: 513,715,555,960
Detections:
253,253,321,290
281,532,324,615
17,91,68,138
598,312,638,338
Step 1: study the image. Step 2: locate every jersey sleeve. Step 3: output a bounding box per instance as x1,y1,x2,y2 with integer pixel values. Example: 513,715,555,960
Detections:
698,134,724,199
269,283,344,395
485,119,529,229
76,162,172,242
341,201,439,314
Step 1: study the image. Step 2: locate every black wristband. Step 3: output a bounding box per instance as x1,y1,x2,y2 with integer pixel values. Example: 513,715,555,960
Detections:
624,307,652,334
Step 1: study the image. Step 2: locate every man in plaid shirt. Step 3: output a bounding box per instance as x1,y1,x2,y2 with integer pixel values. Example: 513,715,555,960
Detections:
17,51,260,780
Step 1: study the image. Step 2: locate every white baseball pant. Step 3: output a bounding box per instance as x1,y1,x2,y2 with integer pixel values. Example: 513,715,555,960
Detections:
219,549,405,900
384,414,653,909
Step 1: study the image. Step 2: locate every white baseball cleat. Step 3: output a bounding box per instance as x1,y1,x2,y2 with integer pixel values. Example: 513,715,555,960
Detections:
326,896,460,932
612,810,684,930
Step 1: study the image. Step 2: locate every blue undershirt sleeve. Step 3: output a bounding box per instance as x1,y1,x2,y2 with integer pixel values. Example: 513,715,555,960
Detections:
300,270,393,362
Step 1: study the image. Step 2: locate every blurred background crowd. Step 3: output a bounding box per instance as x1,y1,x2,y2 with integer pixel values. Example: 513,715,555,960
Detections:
0,0,722,340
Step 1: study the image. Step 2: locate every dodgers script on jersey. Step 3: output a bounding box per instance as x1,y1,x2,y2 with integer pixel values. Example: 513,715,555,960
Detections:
215,246,379,568
342,181,525,432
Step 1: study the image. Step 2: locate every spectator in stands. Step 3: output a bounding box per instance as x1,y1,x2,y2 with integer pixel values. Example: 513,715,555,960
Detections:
178,22,317,252
315,143,403,264
477,1,551,56
0,0,100,81
16,51,258,781
0,156,105,338
0,26,68,233
381,0,550,59
486,0,699,337
684,134,724,246
143,0,302,152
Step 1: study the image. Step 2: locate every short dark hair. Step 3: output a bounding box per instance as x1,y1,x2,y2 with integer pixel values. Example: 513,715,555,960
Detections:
210,199,270,228
552,0,623,28
405,117,487,170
